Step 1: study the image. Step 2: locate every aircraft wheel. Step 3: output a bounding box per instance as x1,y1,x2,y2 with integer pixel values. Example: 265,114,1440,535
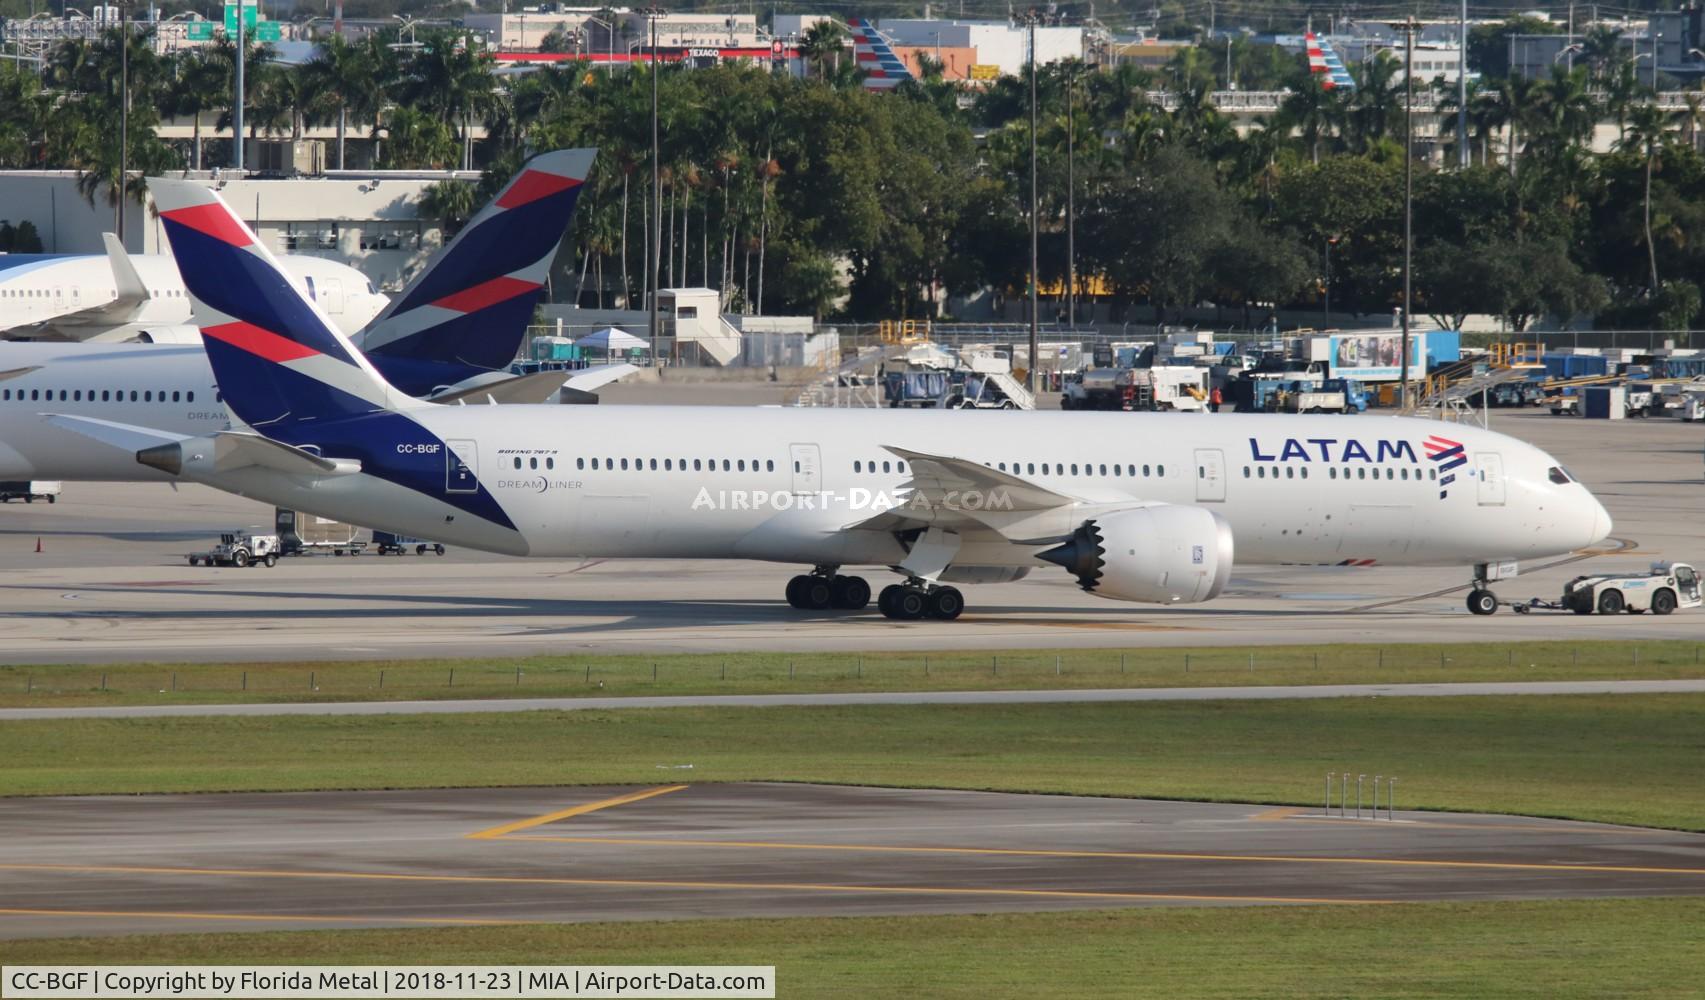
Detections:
927,587,965,621
888,588,928,620
878,584,905,617
1596,589,1625,615
831,575,871,611
798,575,833,611
785,575,810,609
1466,589,1497,616
1652,589,1677,616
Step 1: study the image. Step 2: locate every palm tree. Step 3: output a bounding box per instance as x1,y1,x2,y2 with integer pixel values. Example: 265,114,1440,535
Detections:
1618,103,1671,292
302,35,375,170
1600,60,1648,141
1345,50,1402,152
798,21,847,81
168,49,228,170
418,177,478,236
1529,65,1594,164
1278,72,1343,164
1670,92,1704,151
401,31,498,169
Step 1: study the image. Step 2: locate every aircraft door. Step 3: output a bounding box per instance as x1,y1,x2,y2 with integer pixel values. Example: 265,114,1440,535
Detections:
1193,448,1226,502
445,439,478,494
789,443,821,495
320,277,344,314
1475,452,1506,506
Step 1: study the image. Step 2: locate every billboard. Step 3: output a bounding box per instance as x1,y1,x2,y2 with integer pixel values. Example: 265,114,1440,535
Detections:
969,63,999,81
1329,332,1425,381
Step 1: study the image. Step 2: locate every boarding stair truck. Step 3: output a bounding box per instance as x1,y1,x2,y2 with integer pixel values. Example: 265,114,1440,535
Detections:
188,531,280,567
1516,563,1703,616
275,507,367,556
0,481,61,503
373,530,447,556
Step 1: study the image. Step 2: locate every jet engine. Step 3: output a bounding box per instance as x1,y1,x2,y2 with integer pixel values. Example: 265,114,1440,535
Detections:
1038,505,1234,604
130,325,203,344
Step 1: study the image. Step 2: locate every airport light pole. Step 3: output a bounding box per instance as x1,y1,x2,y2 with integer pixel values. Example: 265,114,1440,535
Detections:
1392,15,1419,408
1023,8,1039,391
1066,60,1076,329
1457,0,1468,168
642,7,666,350
117,0,128,239
234,0,245,173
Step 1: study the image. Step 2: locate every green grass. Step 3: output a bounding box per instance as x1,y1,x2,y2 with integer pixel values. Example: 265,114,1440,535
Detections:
2,640,1702,708
7,694,1704,830
5,899,1704,997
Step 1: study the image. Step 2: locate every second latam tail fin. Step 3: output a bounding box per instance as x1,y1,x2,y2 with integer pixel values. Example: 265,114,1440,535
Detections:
149,178,418,431
358,148,595,392
847,17,913,91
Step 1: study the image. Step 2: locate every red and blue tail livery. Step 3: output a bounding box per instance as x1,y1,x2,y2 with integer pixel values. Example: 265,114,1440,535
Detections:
1306,32,1356,91
358,148,594,395
151,178,519,537
847,18,913,91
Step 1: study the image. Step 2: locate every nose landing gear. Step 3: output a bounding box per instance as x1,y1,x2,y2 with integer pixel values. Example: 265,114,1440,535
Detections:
1466,588,1499,616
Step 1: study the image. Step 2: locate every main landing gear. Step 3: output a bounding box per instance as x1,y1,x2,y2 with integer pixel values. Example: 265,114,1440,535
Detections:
785,569,871,611
877,580,964,621
782,569,964,620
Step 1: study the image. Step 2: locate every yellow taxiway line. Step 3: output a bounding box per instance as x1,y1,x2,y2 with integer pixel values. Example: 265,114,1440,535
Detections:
0,862,1379,907
465,785,689,840
0,907,507,926
487,835,1705,876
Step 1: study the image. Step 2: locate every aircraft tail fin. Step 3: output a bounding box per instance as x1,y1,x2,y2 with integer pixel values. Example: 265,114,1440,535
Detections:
359,148,595,388
847,17,913,90
1306,32,1356,91
149,178,417,432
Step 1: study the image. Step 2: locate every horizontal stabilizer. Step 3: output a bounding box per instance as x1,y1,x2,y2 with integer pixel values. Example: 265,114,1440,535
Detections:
43,413,190,453
430,369,579,405
562,363,639,394
209,432,363,476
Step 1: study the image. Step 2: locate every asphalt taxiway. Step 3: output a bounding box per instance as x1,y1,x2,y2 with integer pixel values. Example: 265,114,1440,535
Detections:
0,410,1698,664
3,782,1702,939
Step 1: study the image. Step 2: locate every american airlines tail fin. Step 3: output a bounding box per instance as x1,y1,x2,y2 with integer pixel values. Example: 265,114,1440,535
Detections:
846,17,913,91
149,179,418,431
357,148,595,393
1305,32,1356,91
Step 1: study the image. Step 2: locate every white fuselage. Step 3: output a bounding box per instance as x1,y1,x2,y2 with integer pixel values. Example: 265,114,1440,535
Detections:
195,407,1612,572
0,343,225,480
0,254,386,340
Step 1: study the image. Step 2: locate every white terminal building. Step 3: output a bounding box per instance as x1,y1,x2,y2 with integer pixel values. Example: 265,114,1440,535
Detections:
877,18,1086,76
0,170,470,293
464,7,762,52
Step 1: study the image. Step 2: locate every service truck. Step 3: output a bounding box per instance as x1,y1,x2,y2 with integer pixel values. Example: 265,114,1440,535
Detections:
189,532,281,568
276,507,367,556
0,481,61,504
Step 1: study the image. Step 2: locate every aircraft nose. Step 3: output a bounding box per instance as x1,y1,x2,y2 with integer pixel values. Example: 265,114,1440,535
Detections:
1584,496,1613,548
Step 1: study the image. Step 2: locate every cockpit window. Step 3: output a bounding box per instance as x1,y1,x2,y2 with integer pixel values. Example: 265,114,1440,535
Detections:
1548,467,1571,485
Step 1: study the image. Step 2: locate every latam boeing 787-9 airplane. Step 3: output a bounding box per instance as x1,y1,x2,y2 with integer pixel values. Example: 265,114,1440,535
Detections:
48,179,1614,621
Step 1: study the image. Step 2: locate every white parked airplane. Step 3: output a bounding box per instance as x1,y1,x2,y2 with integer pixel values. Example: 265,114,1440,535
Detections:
0,236,387,343
0,150,624,483
51,180,1614,619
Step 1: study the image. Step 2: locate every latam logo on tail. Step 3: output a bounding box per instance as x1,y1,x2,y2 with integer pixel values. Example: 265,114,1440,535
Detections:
847,17,913,90
1306,32,1356,91
1425,435,1467,498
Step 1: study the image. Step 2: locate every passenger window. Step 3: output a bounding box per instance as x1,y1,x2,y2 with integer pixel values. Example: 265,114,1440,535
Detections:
854,461,861,473
1143,464,1150,476
144,391,151,402
1358,468,1367,480
738,459,746,472
1127,464,1136,477
1329,467,1337,479
73,390,81,401
1071,464,1079,476
172,391,180,402
693,459,701,471
1055,464,1064,475
1198,465,1205,479
1301,467,1308,479
663,459,671,471
767,460,775,472
1387,468,1395,480
1157,465,1165,477
130,391,138,401
1099,464,1107,476
186,391,194,402
529,458,538,470
1113,464,1122,477
621,458,629,470
1286,467,1294,479
1027,463,1036,475
1242,467,1250,478
1,389,7,400
883,461,891,473
898,462,907,473
998,462,1006,471
721,460,730,471
577,458,585,470
649,459,657,470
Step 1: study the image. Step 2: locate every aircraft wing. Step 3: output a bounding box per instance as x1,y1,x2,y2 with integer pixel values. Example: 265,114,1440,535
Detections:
563,363,639,394
36,235,154,329
43,413,189,453
842,446,1083,537
430,364,640,405
0,366,42,382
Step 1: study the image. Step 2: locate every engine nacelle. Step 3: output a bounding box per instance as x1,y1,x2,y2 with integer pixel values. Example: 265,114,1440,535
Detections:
1038,505,1234,604
130,325,204,344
